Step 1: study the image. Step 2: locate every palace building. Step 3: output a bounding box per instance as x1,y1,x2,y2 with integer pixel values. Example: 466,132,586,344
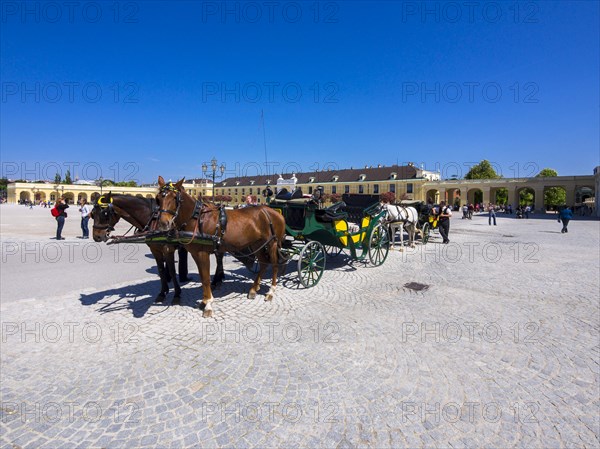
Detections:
6,165,598,217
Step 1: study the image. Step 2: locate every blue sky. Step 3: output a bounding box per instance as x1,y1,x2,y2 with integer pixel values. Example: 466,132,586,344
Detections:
1,0,598,183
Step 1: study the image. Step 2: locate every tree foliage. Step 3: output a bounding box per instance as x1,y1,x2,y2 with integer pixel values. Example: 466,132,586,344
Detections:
379,191,396,204
464,160,501,179
64,170,72,184
536,168,558,177
54,173,61,184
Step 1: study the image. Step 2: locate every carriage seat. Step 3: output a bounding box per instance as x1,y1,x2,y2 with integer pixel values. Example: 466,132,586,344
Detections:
315,201,348,223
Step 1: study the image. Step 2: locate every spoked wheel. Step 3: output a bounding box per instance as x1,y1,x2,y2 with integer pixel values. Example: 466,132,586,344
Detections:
325,245,343,258
298,241,326,288
421,222,431,244
368,222,390,266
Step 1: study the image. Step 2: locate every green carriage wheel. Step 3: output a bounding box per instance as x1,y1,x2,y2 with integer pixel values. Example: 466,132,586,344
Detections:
421,222,431,244
368,222,390,266
298,241,326,288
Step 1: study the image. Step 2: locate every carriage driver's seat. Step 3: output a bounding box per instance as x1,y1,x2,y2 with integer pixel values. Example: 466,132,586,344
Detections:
315,201,348,223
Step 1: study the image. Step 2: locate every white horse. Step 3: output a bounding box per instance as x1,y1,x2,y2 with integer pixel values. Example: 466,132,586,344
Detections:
381,203,419,250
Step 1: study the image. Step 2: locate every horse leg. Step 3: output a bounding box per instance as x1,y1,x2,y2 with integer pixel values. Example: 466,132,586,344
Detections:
211,252,225,289
408,224,416,248
398,224,405,252
166,249,181,304
190,250,214,318
265,242,279,302
248,258,265,300
150,246,169,302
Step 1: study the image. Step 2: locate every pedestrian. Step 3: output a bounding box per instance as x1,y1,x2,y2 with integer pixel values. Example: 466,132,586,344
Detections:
488,203,497,225
462,204,468,219
54,197,69,240
438,200,452,244
525,205,530,219
78,199,92,238
468,203,474,219
558,206,573,233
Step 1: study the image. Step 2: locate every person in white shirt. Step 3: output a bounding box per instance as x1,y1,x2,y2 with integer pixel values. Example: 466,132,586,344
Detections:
78,199,93,239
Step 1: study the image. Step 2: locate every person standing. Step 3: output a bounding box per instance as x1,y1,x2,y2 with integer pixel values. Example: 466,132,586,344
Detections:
78,199,92,238
438,200,452,244
462,204,468,219
488,203,497,226
55,198,69,240
558,206,573,233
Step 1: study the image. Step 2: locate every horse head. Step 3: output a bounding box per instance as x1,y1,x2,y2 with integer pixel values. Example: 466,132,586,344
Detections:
156,176,185,231
91,191,120,242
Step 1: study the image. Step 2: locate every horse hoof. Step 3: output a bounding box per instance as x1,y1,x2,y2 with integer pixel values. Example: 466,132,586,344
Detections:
172,296,181,305
265,294,273,302
196,300,206,310
247,292,256,300
156,293,166,303
203,309,213,318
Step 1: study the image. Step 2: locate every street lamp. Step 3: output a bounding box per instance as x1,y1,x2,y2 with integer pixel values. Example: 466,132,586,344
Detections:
202,157,226,202
99,176,104,195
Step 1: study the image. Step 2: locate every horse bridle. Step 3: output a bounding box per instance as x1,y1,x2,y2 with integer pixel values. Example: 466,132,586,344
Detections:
157,183,181,224
92,196,117,232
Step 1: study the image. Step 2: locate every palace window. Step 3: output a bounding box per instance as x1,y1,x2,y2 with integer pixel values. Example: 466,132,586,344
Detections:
344,185,350,194
359,185,364,194
309,186,313,194
407,183,413,194
390,184,395,193
373,184,379,194
332,185,337,194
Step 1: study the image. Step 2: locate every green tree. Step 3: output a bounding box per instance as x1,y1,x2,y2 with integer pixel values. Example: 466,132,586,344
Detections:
495,188,508,205
464,160,501,179
64,170,72,184
536,168,558,177
536,168,566,207
520,189,534,206
54,173,62,184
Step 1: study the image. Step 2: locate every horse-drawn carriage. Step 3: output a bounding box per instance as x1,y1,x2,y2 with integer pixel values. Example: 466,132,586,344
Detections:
268,195,390,287
381,200,438,246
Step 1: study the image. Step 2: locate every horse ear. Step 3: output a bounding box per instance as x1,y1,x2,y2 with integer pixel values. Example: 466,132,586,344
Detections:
175,178,185,190
158,176,165,187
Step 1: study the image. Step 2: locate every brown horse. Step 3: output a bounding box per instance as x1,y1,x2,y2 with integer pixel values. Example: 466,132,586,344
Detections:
155,176,286,318
90,192,184,303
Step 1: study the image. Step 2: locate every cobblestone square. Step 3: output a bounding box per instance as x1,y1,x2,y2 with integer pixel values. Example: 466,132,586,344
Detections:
1,205,599,448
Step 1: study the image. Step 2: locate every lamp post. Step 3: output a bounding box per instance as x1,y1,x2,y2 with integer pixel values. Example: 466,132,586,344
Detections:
202,157,225,202
60,186,65,203
99,176,104,195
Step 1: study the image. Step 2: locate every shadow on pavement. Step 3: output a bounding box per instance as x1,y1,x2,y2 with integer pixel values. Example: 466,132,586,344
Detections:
78,279,189,318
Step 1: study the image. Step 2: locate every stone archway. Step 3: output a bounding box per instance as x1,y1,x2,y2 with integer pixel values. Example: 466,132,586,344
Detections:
78,192,88,204
467,188,483,205
491,187,508,205
517,187,535,207
426,189,439,204
90,192,101,202
542,186,566,212
145,194,153,199
136,194,144,198
19,191,30,202
63,192,75,204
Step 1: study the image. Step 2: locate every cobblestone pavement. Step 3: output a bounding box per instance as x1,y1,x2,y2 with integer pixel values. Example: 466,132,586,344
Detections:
1,205,599,448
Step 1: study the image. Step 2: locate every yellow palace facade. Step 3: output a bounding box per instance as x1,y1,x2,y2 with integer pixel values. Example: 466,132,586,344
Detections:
6,179,213,204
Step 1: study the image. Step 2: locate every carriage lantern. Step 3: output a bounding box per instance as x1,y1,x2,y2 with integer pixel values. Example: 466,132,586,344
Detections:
202,157,225,202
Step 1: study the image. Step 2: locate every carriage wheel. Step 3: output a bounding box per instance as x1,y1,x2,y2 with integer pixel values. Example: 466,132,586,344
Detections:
298,241,326,288
368,222,390,266
421,222,431,244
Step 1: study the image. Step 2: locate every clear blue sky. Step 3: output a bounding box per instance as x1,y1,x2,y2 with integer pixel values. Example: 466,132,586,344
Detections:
1,0,598,183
